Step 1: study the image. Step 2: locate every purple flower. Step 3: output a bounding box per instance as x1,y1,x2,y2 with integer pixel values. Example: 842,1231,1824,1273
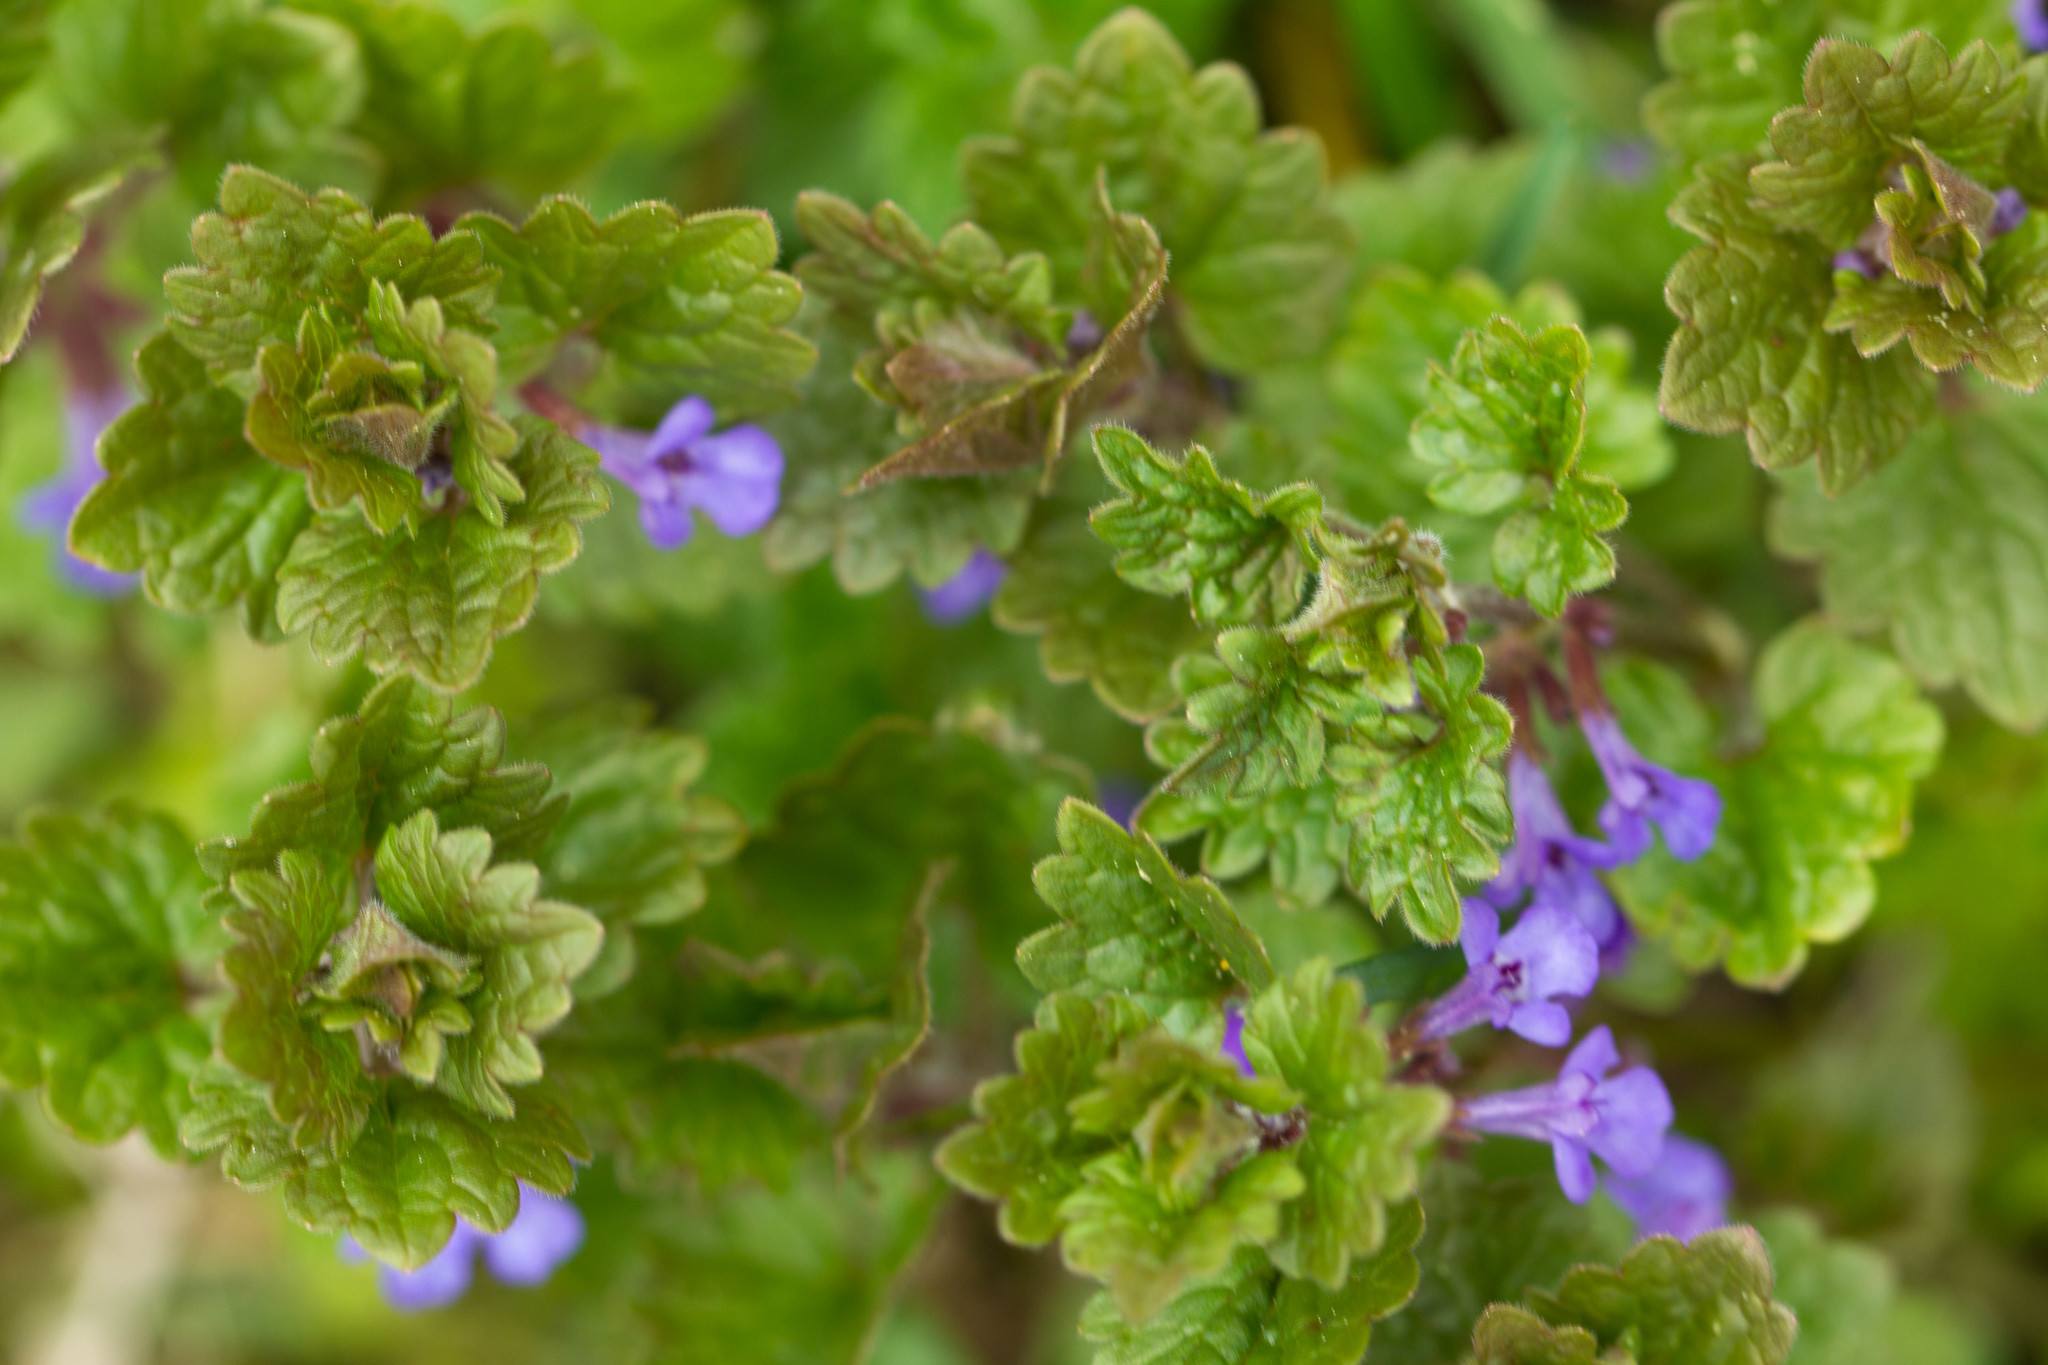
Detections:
1415,901,1599,1047
19,386,136,595
919,549,1006,624
2018,0,2048,55
1483,750,1630,949
1831,248,1883,279
1579,709,1721,863
1220,1004,1254,1079
340,1185,584,1312
1604,1133,1732,1243
1457,1025,1673,1203
584,395,782,549
1992,187,2029,237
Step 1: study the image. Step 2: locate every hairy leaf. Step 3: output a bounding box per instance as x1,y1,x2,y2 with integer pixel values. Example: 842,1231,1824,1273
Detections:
1660,154,1933,491
164,166,494,383
1644,0,2008,164
1334,644,1512,944
1412,317,1625,616
1091,426,1322,627
937,990,1153,1246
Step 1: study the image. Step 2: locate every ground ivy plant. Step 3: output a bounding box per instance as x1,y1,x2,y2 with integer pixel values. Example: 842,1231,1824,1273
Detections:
0,1,2032,1361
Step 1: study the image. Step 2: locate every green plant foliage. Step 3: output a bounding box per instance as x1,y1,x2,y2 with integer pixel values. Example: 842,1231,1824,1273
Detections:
0,804,218,1154
1468,1229,1797,1365
962,8,1351,374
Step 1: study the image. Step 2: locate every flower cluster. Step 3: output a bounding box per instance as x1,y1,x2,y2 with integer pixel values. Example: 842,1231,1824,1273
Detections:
1405,646,1730,1234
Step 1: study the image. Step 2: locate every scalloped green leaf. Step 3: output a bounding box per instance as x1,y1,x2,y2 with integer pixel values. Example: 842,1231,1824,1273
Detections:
1660,153,1934,491
0,804,218,1155
1019,800,1274,1019
1090,426,1323,627
1644,0,2008,164
181,1061,586,1270
200,673,560,893
1333,644,1512,944
1748,35,2023,247
69,331,310,636
1471,1228,1797,1365
458,195,814,417
1060,1146,1306,1324
1825,213,2048,389
962,8,1351,373
1412,317,1625,616
274,416,608,692
212,810,599,1151
1609,625,1944,986
1077,1203,1425,1365
1137,774,1349,911
1768,395,2048,731
937,990,1153,1246
164,166,495,384
1242,959,1449,1290
1327,267,1672,511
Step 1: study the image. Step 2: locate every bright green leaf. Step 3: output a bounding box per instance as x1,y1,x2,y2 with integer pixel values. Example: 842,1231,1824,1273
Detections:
1019,799,1274,1019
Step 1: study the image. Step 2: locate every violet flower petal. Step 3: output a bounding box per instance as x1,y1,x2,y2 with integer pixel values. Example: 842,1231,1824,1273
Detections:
480,1188,585,1286
1220,1005,1254,1079
1604,1134,1732,1242
2017,0,2048,55
681,424,783,535
647,395,717,458
920,549,1006,625
639,495,695,550
376,1225,481,1311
